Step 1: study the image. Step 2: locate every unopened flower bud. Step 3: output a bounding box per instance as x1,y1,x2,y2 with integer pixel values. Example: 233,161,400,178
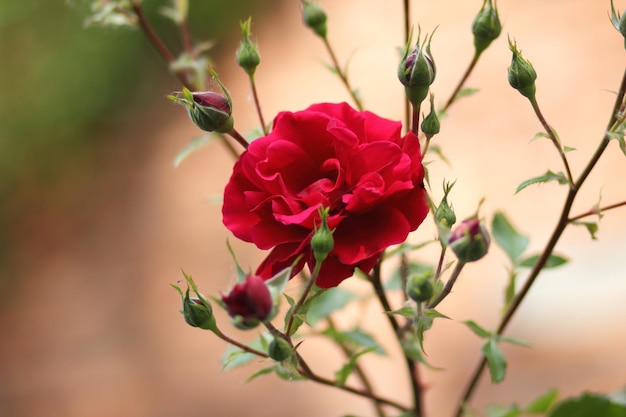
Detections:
406,271,434,303
472,0,502,55
221,275,272,329
435,181,456,230
268,337,292,361
421,94,440,139
398,30,436,107
610,0,626,49
507,38,537,100
449,217,491,263
182,290,215,330
237,17,260,76
302,1,327,38
169,88,234,133
311,207,335,264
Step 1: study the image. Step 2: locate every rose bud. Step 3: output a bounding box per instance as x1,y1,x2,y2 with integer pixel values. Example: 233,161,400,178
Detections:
610,0,626,49
421,93,440,140
168,87,234,133
449,217,491,263
435,180,456,230
268,337,292,362
311,207,335,264
507,38,537,100
398,30,436,107
302,0,327,38
472,0,502,56
406,271,434,303
237,17,260,76
182,291,215,330
221,275,272,330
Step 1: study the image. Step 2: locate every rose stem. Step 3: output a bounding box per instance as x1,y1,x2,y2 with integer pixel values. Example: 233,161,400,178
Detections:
326,317,388,417
442,51,480,114
451,66,626,417
403,0,411,131
321,37,364,111
569,200,626,222
426,261,465,309
131,3,192,89
528,96,574,185
370,261,423,417
227,129,249,150
249,75,268,135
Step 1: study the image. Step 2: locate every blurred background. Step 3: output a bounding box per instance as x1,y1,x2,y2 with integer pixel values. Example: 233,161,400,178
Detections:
1,1,625,416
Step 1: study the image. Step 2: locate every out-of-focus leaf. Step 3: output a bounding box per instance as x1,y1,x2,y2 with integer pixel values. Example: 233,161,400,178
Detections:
463,320,492,339
515,170,569,194
306,287,357,326
547,392,626,417
519,253,569,269
482,338,507,383
492,212,529,262
334,347,377,386
525,388,559,413
173,134,213,167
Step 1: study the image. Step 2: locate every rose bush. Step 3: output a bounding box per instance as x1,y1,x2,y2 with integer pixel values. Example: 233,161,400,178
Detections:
222,102,428,288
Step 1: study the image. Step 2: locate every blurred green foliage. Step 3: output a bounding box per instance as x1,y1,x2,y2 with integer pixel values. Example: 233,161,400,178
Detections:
0,0,264,278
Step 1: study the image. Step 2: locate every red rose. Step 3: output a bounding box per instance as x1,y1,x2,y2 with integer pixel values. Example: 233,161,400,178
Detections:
222,102,428,288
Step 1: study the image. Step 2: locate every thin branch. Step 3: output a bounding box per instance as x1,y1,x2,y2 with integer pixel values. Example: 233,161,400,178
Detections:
569,200,626,222
452,66,626,417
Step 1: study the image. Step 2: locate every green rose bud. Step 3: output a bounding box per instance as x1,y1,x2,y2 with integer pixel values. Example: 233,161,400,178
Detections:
302,0,327,38
268,337,292,361
449,217,491,263
507,38,537,100
398,29,436,107
237,17,261,76
610,0,626,49
169,88,234,133
311,207,335,264
182,289,215,330
472,0,502,56
421,93,440,139
406,271,434,303
435,180,456,230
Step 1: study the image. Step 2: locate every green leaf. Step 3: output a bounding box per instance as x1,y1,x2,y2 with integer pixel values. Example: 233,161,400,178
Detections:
455,87,479,100
342,329,386,355
492,212,529,262
482,338,507,383
525,388,559,413
572,220,599,240
246,366,275,383
547,393,626,417
530,131,551,142
334,347,378,386
515,170,569,194
504,271,517,306
607,131,626,157
463,320,493,339
486,404,522,417
221,333,271,371
386,305,417,319
400,333,442,370
498,335,531,347
226,241,247,283
519,253,569,269
306,287,357,326
416,309,450,354
563,146,577,153
265,265,292,305
173,134,213,167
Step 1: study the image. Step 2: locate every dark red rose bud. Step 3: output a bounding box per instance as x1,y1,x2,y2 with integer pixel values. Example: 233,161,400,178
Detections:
221,275,272,329
449,217,490,263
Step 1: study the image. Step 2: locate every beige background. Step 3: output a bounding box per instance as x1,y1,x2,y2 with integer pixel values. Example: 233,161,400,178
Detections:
2,1,626,416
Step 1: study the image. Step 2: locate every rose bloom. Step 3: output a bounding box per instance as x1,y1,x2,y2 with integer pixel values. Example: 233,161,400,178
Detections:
223,102,428,288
